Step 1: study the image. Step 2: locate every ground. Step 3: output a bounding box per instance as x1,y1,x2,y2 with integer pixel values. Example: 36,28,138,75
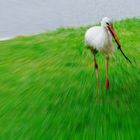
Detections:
0,18,140,139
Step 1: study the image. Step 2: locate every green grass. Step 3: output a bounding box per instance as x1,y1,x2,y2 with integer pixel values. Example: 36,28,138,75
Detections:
0,18,140,139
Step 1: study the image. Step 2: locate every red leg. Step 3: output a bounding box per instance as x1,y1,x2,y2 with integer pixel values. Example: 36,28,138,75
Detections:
106,58,109,90
94,55,100,95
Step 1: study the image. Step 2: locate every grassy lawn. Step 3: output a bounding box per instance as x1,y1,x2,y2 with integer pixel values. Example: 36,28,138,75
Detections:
0,18,140,139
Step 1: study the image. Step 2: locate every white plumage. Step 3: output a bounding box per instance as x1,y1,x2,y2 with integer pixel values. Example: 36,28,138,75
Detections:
85,17,114,57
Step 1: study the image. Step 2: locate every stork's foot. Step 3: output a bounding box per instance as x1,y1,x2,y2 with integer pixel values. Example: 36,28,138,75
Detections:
93,57,100,96
106,78,109,90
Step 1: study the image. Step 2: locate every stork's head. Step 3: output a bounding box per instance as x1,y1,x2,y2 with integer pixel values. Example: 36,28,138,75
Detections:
101,17,112,28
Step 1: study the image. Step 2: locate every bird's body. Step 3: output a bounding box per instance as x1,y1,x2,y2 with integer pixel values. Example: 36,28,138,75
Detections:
85,26,114,57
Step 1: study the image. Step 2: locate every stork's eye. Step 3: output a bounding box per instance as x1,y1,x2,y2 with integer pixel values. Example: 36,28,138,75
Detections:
106,22,109,25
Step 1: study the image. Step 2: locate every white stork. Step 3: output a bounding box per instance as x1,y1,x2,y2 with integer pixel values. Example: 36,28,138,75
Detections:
85,17,131,95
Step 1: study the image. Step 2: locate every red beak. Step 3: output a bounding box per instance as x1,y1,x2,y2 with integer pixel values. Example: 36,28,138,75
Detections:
107,24,131,63
107,24,121,49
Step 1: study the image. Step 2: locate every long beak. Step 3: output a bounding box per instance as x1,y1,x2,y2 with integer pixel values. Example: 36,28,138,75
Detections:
108,24,131,63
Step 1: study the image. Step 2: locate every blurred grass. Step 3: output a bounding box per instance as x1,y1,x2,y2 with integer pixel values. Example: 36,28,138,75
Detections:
0,18,140,139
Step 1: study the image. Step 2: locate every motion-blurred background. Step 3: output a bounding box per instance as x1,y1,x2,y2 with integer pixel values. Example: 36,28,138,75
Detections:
0,0,139,38
0,0,140,139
